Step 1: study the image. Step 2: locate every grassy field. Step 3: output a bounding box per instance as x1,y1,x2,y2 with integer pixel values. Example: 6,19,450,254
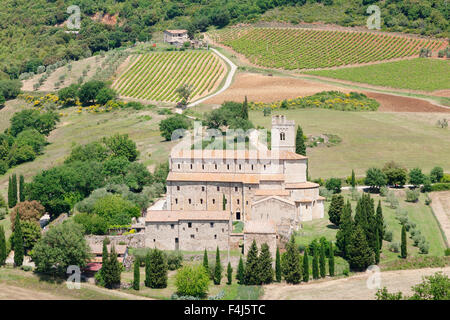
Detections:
294,190,448,267
250,109,450,179
0,99,177,199
306,58,450,92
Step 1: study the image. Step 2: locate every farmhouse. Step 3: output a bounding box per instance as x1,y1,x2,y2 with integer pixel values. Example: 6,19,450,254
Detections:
163,29,189,45
145,115,324,255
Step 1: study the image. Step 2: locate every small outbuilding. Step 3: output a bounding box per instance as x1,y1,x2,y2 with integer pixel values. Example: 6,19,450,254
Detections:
163,29,189,45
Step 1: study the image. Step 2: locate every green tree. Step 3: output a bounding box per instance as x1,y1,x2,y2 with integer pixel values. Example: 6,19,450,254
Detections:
103,245,122,289
430,166,444,183
13,211,24,267
283,235,302,284
21,221,41,252
312,243,319,279
295,125,306,156
32,221,90,275
328,194,344,226
7,176,13,208
103,134,139,162
145,249,168,288
376,200,384,249
133,258,140,290
9,174,17,208
328,242,335,277
175,83,194,106
78,80,106,105
375,232,380,264
244,240,260,285
203,249,209,274
175,265,210,298
213,246,222,285
382,161,407,186
319,242,326,278
336,200,353,258
351,169,356,188
159,114,190,141
365,167,387,191
258,243,273,284
237,256,245,284
0,226,6,266
326,178,342,194
275,247,281,282
409,168,424,187
347,224,374,271
401,225,407,259
19,175,25,202
96,87,117,105
241,96,249,120
227,262,233,285
302,249,309,282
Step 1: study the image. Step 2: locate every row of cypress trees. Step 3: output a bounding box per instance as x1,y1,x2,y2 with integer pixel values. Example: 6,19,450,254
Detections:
336,194,384,270
96,239,122,289
133,248,168,291
7,174,25,208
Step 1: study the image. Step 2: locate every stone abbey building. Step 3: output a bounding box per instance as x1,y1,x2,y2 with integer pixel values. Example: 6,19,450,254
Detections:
145,115,324,254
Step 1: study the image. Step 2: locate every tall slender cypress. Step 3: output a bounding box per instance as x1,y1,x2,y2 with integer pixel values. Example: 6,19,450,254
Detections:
203,248,209,274
227,262,233,285
19,175,25,202
312,244,319,280
7,176,13,208
375,232,380,264
242,96,249,120
328,242,335,277
376,200,384,250
319,242,326,278
295,125,306,156
351,169,356,188
237,256,245,284
275,247,281,282
213,246,222,285
244,240,259,285
133,258,140,290
13,211,24,267
11,174,17,208
258,243,273,284
0,225,6,266
401,225,407,259
144,252,151,287
302,249,309,282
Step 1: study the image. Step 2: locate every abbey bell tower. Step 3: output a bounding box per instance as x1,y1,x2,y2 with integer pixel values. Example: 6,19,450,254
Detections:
271,115,296,152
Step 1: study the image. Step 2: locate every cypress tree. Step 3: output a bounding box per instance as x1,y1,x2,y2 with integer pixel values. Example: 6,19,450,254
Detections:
319,242,326,278
11,174,17,208
347,224,374,271
227,262,233,285
328,242,335,277
7,176,12,208
375,232,380,264
213,246,222,285
258,243,273,284
244,240,260,285
237,256,245,284
133,258,140,290
146,249,168,288
203,248,209,273
222,194,226,210
13,211,24,267
328,194,344,226
401,225,407,259
302,249,309,282
19,175,25,202
336,200,353,258
242,96,249,120
0,225,6,266
351,169,356,188
295,125,306,156
105,245,121,289
312,243,319,280
376,200,384,250
144,252,151,287
275,247,281,282
284,235,302,284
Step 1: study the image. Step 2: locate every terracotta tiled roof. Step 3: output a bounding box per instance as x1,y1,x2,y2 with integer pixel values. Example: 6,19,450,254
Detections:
295,198,314,203
90,244,127,255
166,172,284,184
244,220,276,234
165,29,188,34
285,182,320,189
317,196,326,201
146,210,230,222
90,257,124,263
254,189,290,196
170,149,307,160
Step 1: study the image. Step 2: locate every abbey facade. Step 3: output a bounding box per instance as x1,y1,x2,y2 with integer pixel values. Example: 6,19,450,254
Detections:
145,115,324,254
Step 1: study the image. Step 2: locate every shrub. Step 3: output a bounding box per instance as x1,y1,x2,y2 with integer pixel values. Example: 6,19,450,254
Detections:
379,186,389,197
418,241,429,254
73,212,108,235
430,167,444,183
0,208,6,220
319,187,333,201
384,230,393,242
430,183,450,192
166,251,183,270
325,178,341,193
405,189,420,203
389,242,400,253
386,191,399,209
175,265,210,298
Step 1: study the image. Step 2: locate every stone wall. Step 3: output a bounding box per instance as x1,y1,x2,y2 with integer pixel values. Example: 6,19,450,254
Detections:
85,233,145,249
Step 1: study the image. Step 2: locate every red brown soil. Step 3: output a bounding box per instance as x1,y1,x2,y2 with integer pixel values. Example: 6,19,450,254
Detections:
204,72,450,113
364,92,450,113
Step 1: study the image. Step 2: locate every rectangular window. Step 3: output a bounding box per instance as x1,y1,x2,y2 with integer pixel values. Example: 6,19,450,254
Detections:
177,186,180,191
214,235,217,239
239,164,242,170
190,164,193,169
213,199,216,204
188,222,192,228
177,164,181,169
235,187,238,192
171,224,174,229
227,164,230,170
188,199,192,204
217,186,220,191
190,234,195,239
175,198,178,204
202,186,205,192
237,199,240,204
200,199,203,204
210,223,214,228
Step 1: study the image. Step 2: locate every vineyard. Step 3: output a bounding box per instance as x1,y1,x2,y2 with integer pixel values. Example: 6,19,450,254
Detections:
113,50,226,102
210,27,447,70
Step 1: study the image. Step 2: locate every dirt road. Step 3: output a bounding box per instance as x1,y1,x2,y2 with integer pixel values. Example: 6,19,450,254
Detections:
262,267,450,300
429,191,450,247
